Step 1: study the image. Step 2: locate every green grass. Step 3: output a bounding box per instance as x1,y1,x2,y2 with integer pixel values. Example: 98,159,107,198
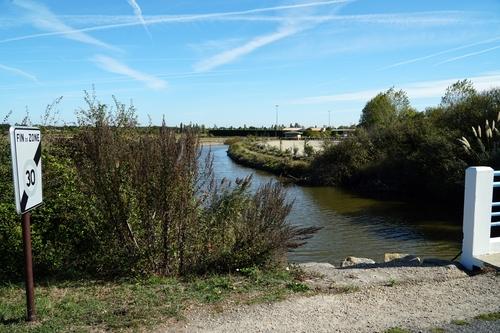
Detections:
451,319,469,326
332,285,360,294
227,140,310,179
386,278,398,287
0,267,312,332
430,328,446,333
384,327,411,333
475,312,500,321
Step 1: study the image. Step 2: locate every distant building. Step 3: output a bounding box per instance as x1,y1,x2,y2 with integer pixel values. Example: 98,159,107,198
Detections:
306,127,326,132
282,127,303,132
282,127,303,140
283,131,302,140
331,128,355,139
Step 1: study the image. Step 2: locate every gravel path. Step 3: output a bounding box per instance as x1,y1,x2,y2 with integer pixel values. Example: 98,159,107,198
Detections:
165,265,500,333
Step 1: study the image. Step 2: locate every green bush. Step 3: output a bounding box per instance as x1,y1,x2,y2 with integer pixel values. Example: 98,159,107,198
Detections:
310,128,375,186
0,93,318,280
0,134,98,280
310,81,498,205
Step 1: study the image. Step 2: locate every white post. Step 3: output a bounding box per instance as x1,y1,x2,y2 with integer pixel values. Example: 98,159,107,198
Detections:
461,167,494,270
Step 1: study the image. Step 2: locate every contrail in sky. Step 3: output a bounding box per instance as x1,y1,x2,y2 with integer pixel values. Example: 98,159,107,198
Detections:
92,55,167,90
1,0,349,44
11,0,119,51
127,0,152,39
194,25,302,72
193,0,350,72
436,44,500,65
379,35,500,70
0,63,38,82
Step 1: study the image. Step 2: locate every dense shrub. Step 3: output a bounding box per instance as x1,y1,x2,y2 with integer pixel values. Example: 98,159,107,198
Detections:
0,135,21,280
199,178,319,272
310,128,375,186
0,93,318,280
311,81,498,205
0,133,97,280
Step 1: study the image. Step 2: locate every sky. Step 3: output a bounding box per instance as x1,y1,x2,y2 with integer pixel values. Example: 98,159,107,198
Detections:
1,0,500,127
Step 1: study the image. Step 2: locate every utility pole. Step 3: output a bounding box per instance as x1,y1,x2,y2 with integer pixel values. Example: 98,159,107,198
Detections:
328,110,331,128
275,104,279,138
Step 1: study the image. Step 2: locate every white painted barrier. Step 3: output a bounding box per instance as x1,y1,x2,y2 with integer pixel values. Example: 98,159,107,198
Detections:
460,166,500,270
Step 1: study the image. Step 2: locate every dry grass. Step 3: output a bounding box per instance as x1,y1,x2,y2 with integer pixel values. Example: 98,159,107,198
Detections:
0,268,312,333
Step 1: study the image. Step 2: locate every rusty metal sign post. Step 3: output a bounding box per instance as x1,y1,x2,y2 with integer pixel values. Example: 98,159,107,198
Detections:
22,212,36,321
9,126,43,322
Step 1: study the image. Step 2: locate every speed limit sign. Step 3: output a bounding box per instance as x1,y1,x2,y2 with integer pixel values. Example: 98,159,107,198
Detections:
9,127,43,214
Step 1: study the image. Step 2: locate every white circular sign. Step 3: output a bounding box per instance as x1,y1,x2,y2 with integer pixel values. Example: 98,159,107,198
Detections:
23,159,39,198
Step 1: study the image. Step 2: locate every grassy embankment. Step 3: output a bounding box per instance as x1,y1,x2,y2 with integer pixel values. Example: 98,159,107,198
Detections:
0,267,312,332
227,139,311,180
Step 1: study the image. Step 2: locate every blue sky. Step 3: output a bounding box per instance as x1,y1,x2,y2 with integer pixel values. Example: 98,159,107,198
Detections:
1,0,500,127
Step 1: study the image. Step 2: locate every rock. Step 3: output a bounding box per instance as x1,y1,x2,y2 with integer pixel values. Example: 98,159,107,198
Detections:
299,262,336,269
341,256,375,267
384,253,409,262
384,253,422,265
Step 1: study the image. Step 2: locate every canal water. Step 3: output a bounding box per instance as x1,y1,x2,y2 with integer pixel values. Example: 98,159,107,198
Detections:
206,145,462,264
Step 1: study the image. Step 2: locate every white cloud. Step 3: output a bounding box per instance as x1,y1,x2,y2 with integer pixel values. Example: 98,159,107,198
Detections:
92,55,167,90
12,0,118,51
126,0,151,39
0,63,38,82
290,73,500,104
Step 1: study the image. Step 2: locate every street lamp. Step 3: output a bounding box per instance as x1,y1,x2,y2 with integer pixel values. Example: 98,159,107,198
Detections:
275,104,279,138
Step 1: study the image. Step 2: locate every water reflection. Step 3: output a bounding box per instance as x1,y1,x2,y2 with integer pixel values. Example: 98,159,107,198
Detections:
203,145,462,264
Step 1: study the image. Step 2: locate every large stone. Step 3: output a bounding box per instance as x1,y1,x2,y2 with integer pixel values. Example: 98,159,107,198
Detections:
299,262,336,269
341,256,375,268
384,253,408,262
296,262,336,287
384,253,422,265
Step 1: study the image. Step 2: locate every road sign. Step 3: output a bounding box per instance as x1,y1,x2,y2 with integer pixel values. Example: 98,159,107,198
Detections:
9,126,43,214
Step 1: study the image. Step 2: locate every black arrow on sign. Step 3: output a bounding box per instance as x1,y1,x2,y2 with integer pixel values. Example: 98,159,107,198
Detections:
33,142,41,166
20,191,28,212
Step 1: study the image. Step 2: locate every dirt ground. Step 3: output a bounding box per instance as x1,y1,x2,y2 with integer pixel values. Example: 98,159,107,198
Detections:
164,263,500,333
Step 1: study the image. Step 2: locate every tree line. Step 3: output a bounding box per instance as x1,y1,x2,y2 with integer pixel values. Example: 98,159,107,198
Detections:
310,80,500,206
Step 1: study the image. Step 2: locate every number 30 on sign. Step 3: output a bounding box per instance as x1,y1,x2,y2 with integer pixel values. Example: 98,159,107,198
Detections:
9,127,43,214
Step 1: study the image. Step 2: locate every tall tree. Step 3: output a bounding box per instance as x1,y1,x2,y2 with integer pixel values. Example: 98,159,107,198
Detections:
440,79,477,107
359,88,414,128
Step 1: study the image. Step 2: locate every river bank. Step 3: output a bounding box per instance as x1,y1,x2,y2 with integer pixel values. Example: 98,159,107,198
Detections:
227,140,311,180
